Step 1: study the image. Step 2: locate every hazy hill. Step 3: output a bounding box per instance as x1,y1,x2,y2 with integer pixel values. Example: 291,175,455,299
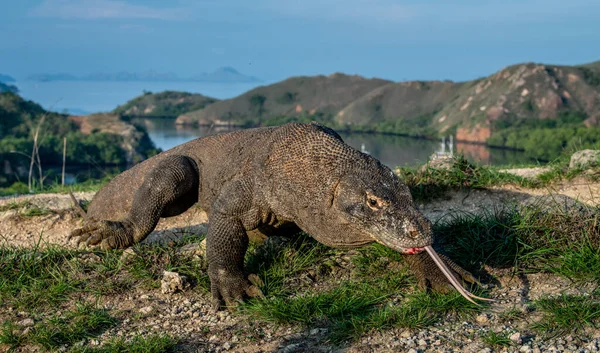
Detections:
176,73,392,125
113,91,219,119
0,74,16,83
27,67,261,83
27,73,78,81
189,67,261,83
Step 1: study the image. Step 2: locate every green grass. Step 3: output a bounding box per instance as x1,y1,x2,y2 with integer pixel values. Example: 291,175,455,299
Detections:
431,204,600,283
481,330,512,348
0,243,191,351
0,200,53,217
242,236,485,343
0,175,111,197
498,306,526,323
1,302,118,351
127,234,210,290
397,154,585,202
43,176,113,194
71,334,177,353
244,234,333,296
532,294,600,337
0,235,209,311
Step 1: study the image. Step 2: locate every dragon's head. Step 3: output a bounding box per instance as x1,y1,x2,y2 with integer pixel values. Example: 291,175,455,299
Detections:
324,163,433,253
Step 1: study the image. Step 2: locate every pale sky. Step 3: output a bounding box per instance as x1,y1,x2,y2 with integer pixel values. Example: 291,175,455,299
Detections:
1,0,599,82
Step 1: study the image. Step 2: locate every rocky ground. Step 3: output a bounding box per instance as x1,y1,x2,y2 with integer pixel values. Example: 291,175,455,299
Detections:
1,167,600,352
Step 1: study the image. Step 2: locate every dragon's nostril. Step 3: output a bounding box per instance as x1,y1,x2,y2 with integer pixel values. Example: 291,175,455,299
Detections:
410,230,420,238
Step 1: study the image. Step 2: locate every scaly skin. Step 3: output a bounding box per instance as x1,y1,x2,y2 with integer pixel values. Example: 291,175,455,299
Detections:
69,122,476,310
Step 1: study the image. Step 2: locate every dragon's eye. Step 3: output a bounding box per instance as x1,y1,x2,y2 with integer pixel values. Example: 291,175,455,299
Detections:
366,192,388,210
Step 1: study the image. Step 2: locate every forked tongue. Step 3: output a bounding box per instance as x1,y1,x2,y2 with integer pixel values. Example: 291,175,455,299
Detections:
424,245,495,305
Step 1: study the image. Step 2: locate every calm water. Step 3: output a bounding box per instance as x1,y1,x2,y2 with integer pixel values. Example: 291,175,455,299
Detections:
15,80,265,114
135,119,533,167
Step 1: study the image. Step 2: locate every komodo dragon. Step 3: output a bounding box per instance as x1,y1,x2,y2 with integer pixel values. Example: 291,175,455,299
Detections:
69,122,491,309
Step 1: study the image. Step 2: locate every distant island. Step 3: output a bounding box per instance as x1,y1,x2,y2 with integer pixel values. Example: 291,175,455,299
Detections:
26,67,261,83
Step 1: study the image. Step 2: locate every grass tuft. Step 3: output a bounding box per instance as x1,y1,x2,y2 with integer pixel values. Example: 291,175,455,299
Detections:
481,330,512,348
70,334,178,353
30,302,118,350
532,294,600,337
397,154,584,202
1,302,117,350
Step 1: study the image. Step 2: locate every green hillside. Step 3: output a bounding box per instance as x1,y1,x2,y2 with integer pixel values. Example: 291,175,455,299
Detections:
0,92,159,187
114,90,218,119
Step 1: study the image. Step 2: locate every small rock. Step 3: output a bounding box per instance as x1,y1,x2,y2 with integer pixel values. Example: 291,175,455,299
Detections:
475,313,489,324
223,342,232,350
120,248,136,263
520,345,532,353
17,318,34,327
80,253,101,264
161,271,189,294
139,306,154,314
310,328,320,335
510,332,522,344
570,149,600,169
407,349,418,353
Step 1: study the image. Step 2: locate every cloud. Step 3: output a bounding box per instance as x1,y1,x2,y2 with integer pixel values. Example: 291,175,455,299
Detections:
29,0,187,20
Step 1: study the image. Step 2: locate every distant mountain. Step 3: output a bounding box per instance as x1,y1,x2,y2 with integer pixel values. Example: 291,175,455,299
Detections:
26,67,261,83
0,74,15,83
83,70,179,81
27,73,79,81
176,73,391,125
114,90,218,118
189,67,261,83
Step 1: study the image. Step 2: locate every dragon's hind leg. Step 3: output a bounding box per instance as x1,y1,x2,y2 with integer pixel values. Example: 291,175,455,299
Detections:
69,155,199,249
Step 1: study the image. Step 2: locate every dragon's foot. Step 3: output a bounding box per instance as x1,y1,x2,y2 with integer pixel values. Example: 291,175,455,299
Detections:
420,261,478,294
208,266,264,312
68,219,135,250
408,251,480,294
